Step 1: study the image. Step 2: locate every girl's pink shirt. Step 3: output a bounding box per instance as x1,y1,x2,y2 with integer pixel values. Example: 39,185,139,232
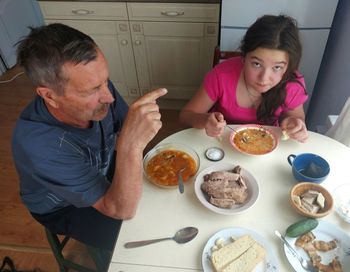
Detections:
204,57,308,125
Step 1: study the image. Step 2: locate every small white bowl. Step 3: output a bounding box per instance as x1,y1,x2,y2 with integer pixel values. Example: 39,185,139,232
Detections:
333,184,350,223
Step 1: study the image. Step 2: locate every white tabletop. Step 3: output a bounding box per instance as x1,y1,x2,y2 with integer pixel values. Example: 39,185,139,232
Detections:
108,127,350,272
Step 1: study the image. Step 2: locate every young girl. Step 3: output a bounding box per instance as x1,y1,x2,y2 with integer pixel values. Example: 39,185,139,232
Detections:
179,15,308,142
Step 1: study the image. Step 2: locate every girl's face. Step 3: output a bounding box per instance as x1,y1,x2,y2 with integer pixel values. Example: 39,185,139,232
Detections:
243,47,289,93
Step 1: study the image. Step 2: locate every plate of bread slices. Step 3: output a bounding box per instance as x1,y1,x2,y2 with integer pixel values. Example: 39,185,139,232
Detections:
284,220,350,272
202,227,278,271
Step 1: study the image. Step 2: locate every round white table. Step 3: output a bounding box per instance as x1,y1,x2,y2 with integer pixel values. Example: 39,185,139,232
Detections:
109,127,350,272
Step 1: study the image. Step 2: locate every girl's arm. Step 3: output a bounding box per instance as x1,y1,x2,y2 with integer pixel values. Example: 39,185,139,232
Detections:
179,85,226,137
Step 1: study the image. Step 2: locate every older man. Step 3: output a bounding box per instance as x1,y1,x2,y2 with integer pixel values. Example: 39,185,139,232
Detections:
12,23,167,253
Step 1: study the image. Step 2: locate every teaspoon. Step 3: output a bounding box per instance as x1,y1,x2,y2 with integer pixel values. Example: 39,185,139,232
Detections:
177,167,186,194
124,227,198,248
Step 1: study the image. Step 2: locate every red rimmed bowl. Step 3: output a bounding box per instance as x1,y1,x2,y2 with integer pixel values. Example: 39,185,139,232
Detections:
229,124,278,155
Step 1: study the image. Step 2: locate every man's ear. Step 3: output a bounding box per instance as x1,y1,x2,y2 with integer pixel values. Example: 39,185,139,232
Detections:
36,87,59,108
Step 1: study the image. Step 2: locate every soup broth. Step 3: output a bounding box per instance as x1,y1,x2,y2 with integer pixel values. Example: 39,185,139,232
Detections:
146,150,197,186
233,128,275,155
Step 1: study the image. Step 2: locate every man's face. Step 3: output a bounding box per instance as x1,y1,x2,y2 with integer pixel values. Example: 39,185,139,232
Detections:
52,49,114,127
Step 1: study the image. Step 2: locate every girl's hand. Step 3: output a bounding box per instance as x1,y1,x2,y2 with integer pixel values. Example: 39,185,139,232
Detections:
281,116,308,143
205,112,226,137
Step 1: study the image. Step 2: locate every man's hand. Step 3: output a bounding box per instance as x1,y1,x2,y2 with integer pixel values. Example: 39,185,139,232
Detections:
119,88,168,151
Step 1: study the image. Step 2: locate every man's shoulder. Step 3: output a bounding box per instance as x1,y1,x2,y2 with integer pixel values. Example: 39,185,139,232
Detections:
13,98,70,158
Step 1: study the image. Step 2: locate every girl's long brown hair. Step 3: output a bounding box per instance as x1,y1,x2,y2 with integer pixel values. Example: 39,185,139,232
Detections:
240,15,306,124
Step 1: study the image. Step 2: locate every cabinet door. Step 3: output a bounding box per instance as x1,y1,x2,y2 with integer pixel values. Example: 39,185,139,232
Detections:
131,21,218,99
45,19,139,98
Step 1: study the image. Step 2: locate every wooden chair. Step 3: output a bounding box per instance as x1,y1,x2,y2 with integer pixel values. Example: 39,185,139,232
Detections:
45,228,110,272
213,45,242,67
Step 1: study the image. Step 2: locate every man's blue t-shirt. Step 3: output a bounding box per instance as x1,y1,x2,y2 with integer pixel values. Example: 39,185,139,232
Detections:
12,81,128,214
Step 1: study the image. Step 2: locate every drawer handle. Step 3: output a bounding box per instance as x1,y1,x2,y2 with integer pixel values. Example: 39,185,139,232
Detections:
161,11,184,17
71,9,95,15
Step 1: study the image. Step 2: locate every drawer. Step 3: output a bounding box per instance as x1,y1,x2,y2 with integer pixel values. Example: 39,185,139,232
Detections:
45,19,131,36
39,1,128,21
127,3,219,22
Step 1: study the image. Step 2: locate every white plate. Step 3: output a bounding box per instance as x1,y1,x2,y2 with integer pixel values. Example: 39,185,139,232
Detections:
194,162,259,215
284,220,350,272
202,227,279,272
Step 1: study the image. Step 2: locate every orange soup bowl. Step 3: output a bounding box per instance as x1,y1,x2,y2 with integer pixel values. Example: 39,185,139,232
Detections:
229,124,278,155
143,143,200,188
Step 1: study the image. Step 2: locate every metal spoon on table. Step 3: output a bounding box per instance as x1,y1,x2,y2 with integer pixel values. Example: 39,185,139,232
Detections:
177,167,186,194
274,230,317,272
124,227,198,248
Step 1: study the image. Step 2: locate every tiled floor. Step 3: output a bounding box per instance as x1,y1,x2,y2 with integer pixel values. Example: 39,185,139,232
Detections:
0,66,184,271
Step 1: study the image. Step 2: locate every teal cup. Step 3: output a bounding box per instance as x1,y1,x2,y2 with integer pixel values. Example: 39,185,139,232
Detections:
287,153,330,183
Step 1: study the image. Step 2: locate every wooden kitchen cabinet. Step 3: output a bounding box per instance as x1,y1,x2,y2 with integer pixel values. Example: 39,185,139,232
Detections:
39,1,139,99
39,1,219,103
128,3,219,99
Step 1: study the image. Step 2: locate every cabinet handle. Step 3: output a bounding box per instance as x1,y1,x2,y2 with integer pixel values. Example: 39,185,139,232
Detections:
121,40,128,45
134,40,141,46
71,9,95,15
161,11,184,17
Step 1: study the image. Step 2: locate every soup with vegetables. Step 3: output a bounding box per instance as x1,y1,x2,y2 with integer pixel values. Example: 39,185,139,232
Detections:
146,150,197,186
233,128,275,155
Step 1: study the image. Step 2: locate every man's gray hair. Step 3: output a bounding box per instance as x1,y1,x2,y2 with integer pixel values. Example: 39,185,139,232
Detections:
17,23,98,95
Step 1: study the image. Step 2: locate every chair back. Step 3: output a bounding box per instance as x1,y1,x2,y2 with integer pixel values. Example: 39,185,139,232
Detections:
213,45,242,67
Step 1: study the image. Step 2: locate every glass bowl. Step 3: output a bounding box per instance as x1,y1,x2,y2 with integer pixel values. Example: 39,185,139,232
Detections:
143,142,200,189
333,184,350,223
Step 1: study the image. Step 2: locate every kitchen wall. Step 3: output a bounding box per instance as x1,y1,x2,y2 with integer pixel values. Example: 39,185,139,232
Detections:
306,0,350,131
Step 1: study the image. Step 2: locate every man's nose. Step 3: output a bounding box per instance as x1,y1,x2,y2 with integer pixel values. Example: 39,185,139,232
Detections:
99,86,115,104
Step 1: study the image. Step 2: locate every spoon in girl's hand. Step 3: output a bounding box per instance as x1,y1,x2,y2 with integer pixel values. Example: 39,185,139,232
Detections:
124,227,198,248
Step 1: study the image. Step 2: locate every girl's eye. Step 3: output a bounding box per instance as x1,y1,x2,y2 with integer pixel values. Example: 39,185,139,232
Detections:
273,66,284,72
252,62,261,68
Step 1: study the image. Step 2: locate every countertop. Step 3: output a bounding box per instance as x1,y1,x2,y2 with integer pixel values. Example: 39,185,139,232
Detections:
38,0,221,3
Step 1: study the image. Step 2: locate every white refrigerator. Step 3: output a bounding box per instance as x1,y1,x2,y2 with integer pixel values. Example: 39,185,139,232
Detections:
220,0,339,113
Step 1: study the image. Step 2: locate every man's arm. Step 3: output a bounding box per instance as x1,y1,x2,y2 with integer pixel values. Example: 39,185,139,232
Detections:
93,88,167,219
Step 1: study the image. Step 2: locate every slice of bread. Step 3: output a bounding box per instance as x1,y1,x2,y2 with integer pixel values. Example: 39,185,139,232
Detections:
221,242,266,272
211,235,255,272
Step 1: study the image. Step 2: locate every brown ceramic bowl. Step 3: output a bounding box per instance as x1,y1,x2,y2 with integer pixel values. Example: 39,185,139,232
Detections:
290,182,333,218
